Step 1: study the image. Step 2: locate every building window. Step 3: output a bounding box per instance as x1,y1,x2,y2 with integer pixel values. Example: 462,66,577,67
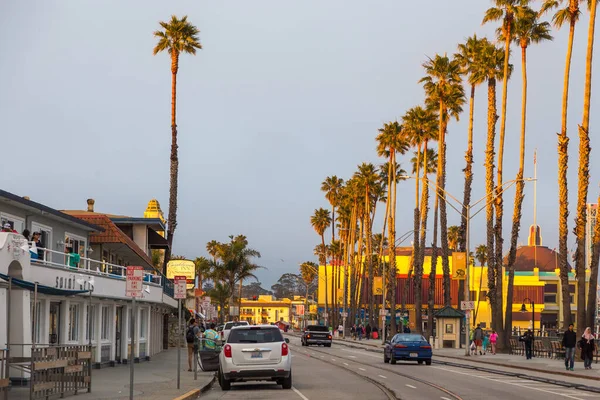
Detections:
86,305,96,341
65,233,86,268
140,309,147,339
101,306,110,340
0,213,24,234
544,294,557,303
68,304,80,342
31,222,52,261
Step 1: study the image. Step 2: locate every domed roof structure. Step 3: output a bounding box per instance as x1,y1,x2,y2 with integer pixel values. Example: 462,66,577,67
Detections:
503,225,571,272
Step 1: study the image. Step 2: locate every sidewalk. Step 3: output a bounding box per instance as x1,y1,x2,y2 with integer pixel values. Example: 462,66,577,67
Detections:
328,334,600,384
8,348,215,400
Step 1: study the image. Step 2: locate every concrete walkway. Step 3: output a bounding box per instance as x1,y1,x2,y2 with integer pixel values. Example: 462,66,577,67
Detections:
8,348,215,400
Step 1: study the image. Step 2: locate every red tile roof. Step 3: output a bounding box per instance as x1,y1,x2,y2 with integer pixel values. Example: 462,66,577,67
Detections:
63,213,154,269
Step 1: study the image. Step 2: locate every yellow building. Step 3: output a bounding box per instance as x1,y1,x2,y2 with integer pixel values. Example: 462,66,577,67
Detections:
317,226,585,332
240,295,292,324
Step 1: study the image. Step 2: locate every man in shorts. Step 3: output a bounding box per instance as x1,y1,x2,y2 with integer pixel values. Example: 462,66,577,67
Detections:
186,319,200,371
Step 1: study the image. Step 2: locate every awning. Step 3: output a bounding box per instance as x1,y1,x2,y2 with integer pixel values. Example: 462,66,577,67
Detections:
148,228,169,250
0,273,90,296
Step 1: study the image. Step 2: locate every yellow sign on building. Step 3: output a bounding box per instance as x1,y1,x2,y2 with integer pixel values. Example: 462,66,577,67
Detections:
167,259,195,289
452,252,466,280
373,277,383,295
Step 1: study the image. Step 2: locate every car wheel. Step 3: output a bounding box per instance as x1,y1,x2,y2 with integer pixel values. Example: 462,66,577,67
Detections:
383,352,390,364
325,343,331,348
418,360,423,365
219,369,231,391
425,359,432,366
282,372,292,389
390,355,396,365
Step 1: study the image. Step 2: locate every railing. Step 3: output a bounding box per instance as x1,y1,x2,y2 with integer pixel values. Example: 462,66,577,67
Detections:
32,247,162,286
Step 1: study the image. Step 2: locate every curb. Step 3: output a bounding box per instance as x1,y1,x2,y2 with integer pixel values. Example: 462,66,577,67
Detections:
171,374,216,400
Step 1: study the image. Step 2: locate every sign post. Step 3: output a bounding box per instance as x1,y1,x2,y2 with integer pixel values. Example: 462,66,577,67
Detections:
126,266,143,400
174,276,187,390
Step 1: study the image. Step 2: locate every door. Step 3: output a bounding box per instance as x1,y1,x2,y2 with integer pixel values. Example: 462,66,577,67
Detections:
115,306,123,361
49,302,61,344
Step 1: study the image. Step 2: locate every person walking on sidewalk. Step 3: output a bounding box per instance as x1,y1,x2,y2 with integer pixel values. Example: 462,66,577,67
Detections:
521,329,534,360
186,319,201,371
579,327,596,370
365,324,372,340
473,324,484,355
482,331,489,355
489,330,498,355
562,323,577,371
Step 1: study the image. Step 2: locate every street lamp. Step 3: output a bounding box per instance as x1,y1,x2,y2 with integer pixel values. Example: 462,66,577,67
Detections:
399,174,534,355
520,297,535,335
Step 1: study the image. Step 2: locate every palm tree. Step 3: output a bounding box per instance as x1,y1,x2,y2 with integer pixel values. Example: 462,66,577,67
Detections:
474,39,509,332
153,16,202,272
206,240,220,264
588,195,600,327
483,0,523,335
583,0,598,330
455,35,487,252
540,0,585,329
504,5,553,344
194,256,213,292
311,208,332,324
300,262,319,328
420,54,466,307
447,226,460,251
207,282,232,324
376,121,410,334
473,245,488,325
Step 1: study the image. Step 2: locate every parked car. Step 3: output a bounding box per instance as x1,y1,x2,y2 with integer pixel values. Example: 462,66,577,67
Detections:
301,325,332,347
384,333,432,365
218,325,292,390
221,321,249,342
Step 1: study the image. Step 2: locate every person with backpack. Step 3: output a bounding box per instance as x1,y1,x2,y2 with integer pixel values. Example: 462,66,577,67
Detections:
186,319,200,371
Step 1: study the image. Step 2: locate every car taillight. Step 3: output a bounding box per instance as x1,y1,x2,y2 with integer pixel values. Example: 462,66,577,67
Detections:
394,344,407,348
224,344,232,358
282,343,289,356
327,335,332,340
420,345,432,349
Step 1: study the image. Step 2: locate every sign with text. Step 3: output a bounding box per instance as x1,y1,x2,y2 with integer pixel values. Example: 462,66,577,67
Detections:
452,252,466,280
461,301,475,310
126,266,143,298
174,276,187,299
373,277,383,295
166,259,196,289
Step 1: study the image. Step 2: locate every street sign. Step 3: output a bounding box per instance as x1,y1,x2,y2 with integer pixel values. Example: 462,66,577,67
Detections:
379,309,387,316
340,312,348,317
322,312,328,317
461,301,475,310
126,266,143,298
174,276,187,299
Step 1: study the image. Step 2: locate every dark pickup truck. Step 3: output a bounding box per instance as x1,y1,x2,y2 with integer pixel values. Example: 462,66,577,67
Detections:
301,325,332,347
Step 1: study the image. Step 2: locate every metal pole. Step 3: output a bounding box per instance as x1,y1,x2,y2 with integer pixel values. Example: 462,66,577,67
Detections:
532,301,535,336
129,297,135,400
343,262,348,339
88,286,93,393
177,299,181,390
464,205,471,356
4,277,11,400
32,283,38,351
381,256,386,345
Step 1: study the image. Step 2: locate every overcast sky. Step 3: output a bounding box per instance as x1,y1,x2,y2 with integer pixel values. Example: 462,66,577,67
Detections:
1,1,597,288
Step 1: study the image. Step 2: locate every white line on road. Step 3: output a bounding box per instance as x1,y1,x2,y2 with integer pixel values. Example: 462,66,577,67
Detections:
292,386,309,400
347,355,357,358
406,384,417,389
331,358,336,361
378,375,387,379
343,362,349,366
441,397,452,400
359,367,366,371
320,355,324,358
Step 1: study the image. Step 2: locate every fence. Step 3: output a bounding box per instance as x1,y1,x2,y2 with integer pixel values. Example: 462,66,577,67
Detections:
29,345,92,399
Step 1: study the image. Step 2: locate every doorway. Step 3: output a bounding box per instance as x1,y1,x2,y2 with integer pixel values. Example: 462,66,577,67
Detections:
49,302,61,344
115,306,123,362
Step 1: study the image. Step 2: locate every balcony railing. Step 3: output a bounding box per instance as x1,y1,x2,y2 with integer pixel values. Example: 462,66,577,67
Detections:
32,247,162,286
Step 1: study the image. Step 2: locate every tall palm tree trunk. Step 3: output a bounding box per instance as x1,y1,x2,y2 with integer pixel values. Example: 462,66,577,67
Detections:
505,44,528,346
366,189,375,328
474,260,485,325
587,195,600,328
437,103,451,307
576,0,596,335
163,52,180,273
485,78,498,331
459,84,476,253
406,145,422,326
415,144,429,334
356,218,365,322
558,14,578,330
427,193,440,340
388,152,398,335
494,22,512,338
322,234,328,326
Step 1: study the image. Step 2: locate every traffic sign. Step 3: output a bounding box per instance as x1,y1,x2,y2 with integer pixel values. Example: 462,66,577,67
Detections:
461,301,475,310
322,312,328,317
340,312,348,318
126,266,143,298
174,276,187,299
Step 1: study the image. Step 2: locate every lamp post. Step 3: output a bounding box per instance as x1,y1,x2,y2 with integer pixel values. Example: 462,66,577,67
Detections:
399,175,534,355
520,297,535,335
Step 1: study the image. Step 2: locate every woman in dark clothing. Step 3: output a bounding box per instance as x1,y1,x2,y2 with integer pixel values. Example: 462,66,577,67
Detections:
365,324,372,340
521,329,534,359
580,327,596,370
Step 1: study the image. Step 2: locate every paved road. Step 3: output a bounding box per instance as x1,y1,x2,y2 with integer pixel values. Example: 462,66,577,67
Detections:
289,336,600,400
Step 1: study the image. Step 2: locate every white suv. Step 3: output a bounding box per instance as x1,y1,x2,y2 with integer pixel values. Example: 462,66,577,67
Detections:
218,325,292,390
221,320,249,342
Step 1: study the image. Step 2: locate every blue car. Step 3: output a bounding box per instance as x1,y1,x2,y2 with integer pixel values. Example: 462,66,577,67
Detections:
384,333,432,365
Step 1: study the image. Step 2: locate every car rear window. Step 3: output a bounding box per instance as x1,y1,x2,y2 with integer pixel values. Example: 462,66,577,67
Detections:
224,322,248,330
307,326,329,332
228,327,284,343
393,334,426,342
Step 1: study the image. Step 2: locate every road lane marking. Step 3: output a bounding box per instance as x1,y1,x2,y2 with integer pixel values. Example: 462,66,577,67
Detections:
441,397,452,400
343,362,349,366
359,367,366,371
331,358,336,361
378,375,387,379
292,386,309,400
348,355,357,358
406,384,417,389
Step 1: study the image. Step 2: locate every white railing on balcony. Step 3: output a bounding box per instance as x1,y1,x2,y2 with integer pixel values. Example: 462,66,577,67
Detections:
31,247,162,286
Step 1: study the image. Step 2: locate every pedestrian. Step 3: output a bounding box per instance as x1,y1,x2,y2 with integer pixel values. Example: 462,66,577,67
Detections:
521,329,534,360
579,327,596,370
473,324,484,355
489,330,498,355
351,324,356,340
365,324,372,340
186,318,201,371
338,324,344,338
203,323,219,350
357,324,363,341
482,331,489,355
562,323,576,371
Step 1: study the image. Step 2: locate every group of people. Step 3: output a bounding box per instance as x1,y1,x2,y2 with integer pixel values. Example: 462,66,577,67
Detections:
186,318,219,372
561,324,596,370
2,225,45,260
470,324,498,355
349,323,379,340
